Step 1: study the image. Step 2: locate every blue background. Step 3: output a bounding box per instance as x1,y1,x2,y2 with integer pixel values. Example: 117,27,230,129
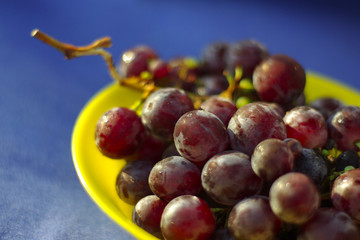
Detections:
1,0,359,239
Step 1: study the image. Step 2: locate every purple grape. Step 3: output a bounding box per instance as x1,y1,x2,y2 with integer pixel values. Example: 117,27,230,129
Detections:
199,96,237,126
201,151,263,206
228,196,282,240
132,195,167,238
283,138,303,159
173,110,229,163
327,106,360,151
331,169,360,222
119,45,158,77
115,160,153,205
209,228,234,240
335,150,360,171
269,172,320,224
297,208,360,240
95,107,146,159
201,42,229,74
253,54,306,106
251,138,294,182
283,106,328,149
292,148,329,188
227,102,287,156
226,39,269,79
148,156,202,202
141,88,194,141
197,74,229,96
160,195,216,240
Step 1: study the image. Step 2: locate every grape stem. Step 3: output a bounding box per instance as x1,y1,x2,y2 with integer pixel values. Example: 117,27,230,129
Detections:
31,29,155,93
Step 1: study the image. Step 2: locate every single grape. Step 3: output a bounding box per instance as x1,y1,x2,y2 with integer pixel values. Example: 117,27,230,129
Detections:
308,97,344,120
141,88,194,141
228,196,282,240
327,106,360,151
119,45,158,77
173,110,229,163
297,208,360,240
199,96,237,127
227,102,287,156
251,138,294,183
130,133,166,163
132,195,167,238
95,107,146,159
292,148,328,189
201,151,263,206
201,42,229,74
149,59,170,79
283,106,328,149
269,172,320,225
226,39,269,79
253,54,306,106
334,150,360,171
331,169,360,222
283,138,303,159
148,156,202,202
160,195,216,240
115,160,153,205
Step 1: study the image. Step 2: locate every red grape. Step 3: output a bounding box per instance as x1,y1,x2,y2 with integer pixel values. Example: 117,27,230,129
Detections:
297,208,360,240
173,110,229,163
228,102,287,156
95,107,146,159
132,195,167,238
253,54,306,106
201,42,229,74
309,97,344,120
269,172,320,224
283,106,328,149
228,196,282,240
251,138,294,183
327,105,360,151
148,156,202,202
331,169,360,222
199,96,237,126
160,195,216,240
141,88,194,141
201,151,263,206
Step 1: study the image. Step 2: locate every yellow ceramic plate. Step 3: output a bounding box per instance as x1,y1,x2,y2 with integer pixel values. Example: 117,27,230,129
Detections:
71,72,360,240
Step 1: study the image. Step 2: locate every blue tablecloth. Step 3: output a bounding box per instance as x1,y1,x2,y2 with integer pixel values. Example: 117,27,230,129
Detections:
1,0,360,239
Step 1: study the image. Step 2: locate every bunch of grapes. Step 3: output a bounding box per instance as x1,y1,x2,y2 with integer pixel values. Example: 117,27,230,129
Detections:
32,30,360,240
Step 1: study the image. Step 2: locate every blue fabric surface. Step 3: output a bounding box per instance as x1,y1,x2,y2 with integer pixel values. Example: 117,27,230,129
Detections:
1,0,360,239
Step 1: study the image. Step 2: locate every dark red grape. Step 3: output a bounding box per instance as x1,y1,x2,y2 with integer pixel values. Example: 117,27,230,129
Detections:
148,156,202,202
251,138,294,182
95,107,146,159
335,150,360,171
297,208,360,240
283,106,328,149
327,105,360,151
160,195,216,240
292,148,329,188
199,96,237,126
331,169,360,222
115,160,153,205
173,110,229,163
227,102,287,156
253,54,306,106
201,151,263,206
141,88,194,141
132,195,167,238
131,133,166,163
228,196,282,240
149,59,169,79
269,172,320,224
201,42,229,74
119,45,158,77
309,97,344,120
226,39,269,79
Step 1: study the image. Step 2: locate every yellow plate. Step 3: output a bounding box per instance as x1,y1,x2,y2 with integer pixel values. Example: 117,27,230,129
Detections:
71,72,360,240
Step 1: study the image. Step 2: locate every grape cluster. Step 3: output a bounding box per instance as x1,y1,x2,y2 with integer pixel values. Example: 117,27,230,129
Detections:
92,40,360,240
